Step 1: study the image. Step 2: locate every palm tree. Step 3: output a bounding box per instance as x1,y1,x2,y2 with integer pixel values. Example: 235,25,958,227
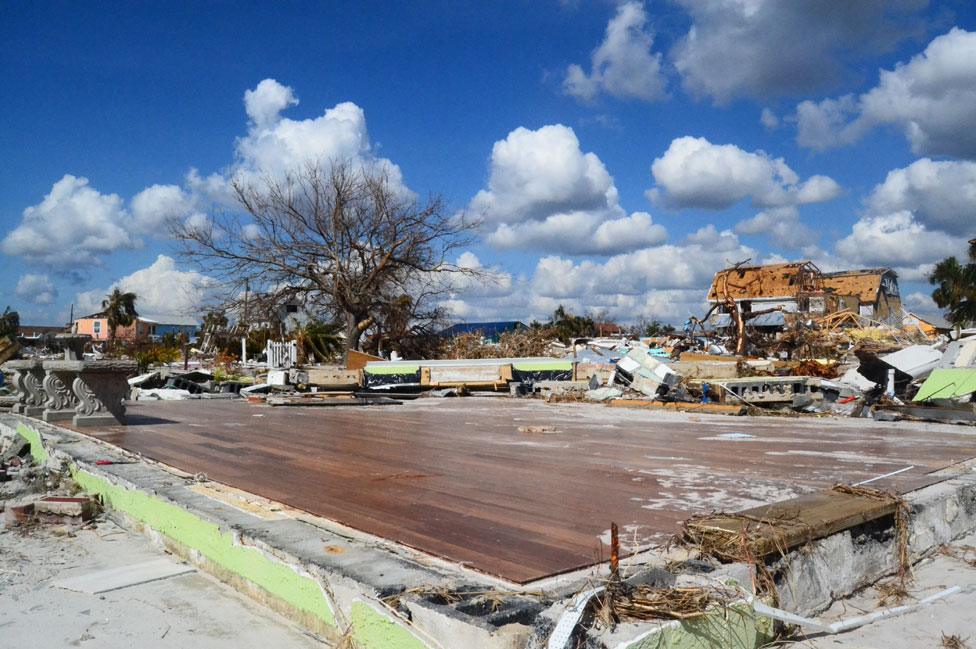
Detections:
294,320,343,364
102,288,138,346
930,239,976,333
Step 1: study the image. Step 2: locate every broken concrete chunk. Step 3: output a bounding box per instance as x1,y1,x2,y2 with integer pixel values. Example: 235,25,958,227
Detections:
34,495,96,522
585,387,622,402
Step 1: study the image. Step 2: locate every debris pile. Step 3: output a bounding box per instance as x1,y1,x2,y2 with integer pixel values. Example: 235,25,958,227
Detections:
1,435,99,531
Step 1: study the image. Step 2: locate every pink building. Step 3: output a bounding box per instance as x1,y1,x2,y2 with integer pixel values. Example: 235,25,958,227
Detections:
74,313,153,341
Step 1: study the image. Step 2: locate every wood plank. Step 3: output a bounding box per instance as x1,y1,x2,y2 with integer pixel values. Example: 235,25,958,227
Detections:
686,490,897,557
607,400,746,414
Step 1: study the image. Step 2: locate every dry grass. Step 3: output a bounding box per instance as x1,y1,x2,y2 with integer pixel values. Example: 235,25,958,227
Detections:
595,585,737,624
670,511,798,599
440,328,556,360
942,632,970,648
875,578,911,606
939,544,976,568
382,586,545,614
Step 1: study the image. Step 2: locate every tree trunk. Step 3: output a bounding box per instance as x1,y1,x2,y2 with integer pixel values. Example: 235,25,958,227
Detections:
342,313,372,362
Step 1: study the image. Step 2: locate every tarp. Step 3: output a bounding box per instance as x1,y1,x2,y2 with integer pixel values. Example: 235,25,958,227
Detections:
913,368,976,401
710,312,787,328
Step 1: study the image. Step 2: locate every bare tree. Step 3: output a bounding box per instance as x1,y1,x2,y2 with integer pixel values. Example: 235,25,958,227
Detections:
174,161,480,358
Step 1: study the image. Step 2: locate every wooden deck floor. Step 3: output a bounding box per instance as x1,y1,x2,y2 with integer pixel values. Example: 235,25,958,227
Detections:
80,398,976,583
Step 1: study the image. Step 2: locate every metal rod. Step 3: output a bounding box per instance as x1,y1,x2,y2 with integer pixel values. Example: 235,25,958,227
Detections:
854,465,915,486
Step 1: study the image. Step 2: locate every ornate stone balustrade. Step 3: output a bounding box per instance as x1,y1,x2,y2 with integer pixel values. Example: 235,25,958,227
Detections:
2,359,48,417
41,363,82,423
42,360,137,427
3,354,136,427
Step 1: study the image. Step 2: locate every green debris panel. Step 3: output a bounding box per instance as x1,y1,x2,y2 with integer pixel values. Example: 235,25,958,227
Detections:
16,423,49,464
512,360,573,372
622,604,774,649
351,602,428,649
365,364,421,375
69,469,337,630
913,368,976,401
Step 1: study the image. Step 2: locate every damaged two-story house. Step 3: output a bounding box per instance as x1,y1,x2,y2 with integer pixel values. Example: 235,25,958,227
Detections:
706,261,902,329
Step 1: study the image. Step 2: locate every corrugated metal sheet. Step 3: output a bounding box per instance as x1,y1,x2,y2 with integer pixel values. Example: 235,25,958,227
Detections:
880,345,943,378
710,312,786,328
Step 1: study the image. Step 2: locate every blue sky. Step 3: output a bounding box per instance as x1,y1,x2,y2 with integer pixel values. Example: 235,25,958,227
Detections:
2,1,974,325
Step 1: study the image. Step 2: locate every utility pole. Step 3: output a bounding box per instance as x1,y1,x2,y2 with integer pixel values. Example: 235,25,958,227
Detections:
241,280,250,364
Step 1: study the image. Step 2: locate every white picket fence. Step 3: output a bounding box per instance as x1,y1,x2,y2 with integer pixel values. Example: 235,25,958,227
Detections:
265,340,298,368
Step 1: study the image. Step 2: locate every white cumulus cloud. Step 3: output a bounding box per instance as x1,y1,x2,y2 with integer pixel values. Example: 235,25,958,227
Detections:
74,254,217,317
233,79,408,195
244,78,299,129
130,184,203,234
671,0,928,104
15,274,58,305
865,158,976,236
648,136,841,209
439,231,757,324
470,124,666,255
1,175,138,269
796,28,976,158
834,211,963,276
735,206,817,251
563,1,667,103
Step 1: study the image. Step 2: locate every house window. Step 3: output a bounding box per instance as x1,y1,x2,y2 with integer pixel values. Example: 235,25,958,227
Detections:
93,321,101,337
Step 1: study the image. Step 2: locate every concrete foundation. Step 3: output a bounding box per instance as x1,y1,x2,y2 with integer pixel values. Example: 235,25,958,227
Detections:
4,412,975,649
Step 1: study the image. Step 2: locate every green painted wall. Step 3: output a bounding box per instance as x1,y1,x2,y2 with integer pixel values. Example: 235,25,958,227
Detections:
365,365,421,375
69,467,337,630
12,421,433,649
351,602,428,649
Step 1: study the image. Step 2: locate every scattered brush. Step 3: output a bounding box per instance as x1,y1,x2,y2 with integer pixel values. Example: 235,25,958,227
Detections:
875,578,911,606
942,632,970,649
383,586,545,613
670,511,800,599
672,512,795,562
596,585,737,624
939,544,976,569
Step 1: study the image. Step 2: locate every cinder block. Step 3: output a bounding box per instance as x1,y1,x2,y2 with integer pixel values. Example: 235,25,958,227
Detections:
34,496,96,521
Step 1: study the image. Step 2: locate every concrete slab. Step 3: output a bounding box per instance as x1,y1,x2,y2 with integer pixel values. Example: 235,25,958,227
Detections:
54,557,196,594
